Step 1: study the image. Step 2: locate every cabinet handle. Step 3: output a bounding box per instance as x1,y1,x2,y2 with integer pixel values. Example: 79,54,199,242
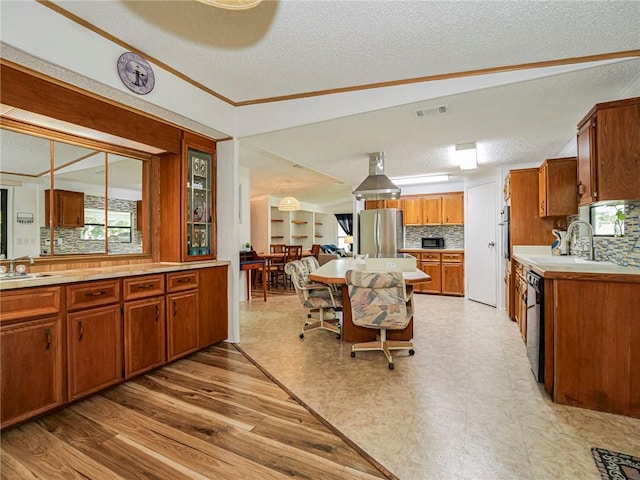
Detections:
173,300,177,316
155,304,160,321
84,290,107,297
136,283,155,290
176,278,191,284
78,321,84,341
577,182,585,196
44,328,51,350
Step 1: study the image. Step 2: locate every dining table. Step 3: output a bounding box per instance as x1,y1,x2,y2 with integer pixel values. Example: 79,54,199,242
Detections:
308,258,431,343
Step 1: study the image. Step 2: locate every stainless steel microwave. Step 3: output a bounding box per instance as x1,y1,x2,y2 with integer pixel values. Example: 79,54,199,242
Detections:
422,237,445,249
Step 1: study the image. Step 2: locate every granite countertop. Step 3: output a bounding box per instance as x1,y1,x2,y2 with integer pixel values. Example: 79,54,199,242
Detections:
0,260,231,290
512,246,639,281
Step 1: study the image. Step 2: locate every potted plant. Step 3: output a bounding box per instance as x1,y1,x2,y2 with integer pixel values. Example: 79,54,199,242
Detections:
244,242,252,251
614,207,625,236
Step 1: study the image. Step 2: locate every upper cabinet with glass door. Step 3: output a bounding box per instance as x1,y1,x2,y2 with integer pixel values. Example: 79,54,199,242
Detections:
186,147,213,257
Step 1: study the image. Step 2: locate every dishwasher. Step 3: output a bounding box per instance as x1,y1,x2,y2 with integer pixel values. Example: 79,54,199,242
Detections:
526,270,544,382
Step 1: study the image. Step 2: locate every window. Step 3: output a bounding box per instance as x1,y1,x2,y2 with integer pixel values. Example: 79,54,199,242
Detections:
82,208,132,243
590,204,625,236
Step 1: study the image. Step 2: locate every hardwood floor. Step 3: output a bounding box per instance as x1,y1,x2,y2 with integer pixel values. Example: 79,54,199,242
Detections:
1,343,390,480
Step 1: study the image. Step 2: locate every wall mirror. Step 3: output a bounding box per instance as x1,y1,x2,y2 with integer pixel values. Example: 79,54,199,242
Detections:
1,114,151,259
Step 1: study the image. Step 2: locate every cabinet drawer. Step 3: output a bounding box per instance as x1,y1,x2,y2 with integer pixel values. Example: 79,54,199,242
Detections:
442,253,464,263
420,252,441,261
0,286,62,323
67,280,121,311
123,274,165,301
166,271,199,292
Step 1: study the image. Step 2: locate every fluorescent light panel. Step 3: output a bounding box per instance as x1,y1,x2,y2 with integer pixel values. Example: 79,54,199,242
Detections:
455,143,477,170
391,174,450,186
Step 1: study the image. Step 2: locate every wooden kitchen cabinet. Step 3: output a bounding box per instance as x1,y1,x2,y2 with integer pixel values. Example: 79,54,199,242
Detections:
441,193,464,225
576,97,640,206
364,199,401,210
550,277,640,418
166,271,199,361
403,198,423,225
421,197,442,225
1,311,65,429
66,279,122,400
441,252,464,296
417,252,441,294
123,274,166,378
513,261,527,341
538,157,577,217
198,266,229,348
67,304,122,401
45,189,85,227
160,131,217,262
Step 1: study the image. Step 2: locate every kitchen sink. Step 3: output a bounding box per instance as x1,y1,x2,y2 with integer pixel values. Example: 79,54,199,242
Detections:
0,273,60,281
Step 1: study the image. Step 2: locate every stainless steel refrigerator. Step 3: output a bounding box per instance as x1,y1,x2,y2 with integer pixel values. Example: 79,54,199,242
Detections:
358,208,404,257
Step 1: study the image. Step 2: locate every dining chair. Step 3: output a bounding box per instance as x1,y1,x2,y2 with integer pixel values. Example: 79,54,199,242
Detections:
285,260,342,339
282,245,303,287
345,269,415,370
267,244,287,288
310,243,321,259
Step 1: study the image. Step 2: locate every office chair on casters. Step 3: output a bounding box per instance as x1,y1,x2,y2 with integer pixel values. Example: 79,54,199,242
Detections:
345,269,415,370
285,260,342,340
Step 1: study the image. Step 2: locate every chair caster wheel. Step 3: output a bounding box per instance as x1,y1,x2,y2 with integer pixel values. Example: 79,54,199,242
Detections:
350,351,355,358
409,349,415,355
307,313,312,318
336,334,341,340
388,363,394,370
299,333,304,339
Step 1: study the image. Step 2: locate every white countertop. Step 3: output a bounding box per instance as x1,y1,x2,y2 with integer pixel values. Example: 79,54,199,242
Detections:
512,246,639,278
0,260,231,290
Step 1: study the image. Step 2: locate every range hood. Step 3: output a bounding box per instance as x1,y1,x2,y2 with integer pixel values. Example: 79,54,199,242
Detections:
352,152,401,201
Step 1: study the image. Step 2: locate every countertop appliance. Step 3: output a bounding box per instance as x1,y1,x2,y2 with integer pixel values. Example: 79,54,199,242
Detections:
526,270,545,383
422,237,445,249
359,208,404,257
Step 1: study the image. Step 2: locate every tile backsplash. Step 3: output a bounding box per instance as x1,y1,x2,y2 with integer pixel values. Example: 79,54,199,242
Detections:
405,225,464,249
568,201,639,268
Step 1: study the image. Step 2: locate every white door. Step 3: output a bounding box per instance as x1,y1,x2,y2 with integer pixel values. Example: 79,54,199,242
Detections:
466,181,497,306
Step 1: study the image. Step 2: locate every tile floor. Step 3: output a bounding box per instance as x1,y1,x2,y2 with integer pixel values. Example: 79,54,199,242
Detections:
238,293,640,480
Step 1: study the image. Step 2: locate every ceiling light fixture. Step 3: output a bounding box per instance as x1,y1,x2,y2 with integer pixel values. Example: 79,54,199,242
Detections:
391,174,450,186
278,196,301,211
195,0,262,10
455,143,477,170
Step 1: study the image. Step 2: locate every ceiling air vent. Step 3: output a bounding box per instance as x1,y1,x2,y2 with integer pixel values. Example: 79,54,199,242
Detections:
414,105,448,118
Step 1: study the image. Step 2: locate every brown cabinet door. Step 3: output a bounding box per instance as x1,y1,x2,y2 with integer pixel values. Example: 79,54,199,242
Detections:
198,266,228,348
539,158,578,217
124,297,166,378
576,117,596,206
67,305,123,401
441,263,464,296
403,198,423,225
167,290,199,361
418,262,441,294
45,189,85,227
1,317,65,428
421,197,442,225
441,194,463,225
384,199,401,209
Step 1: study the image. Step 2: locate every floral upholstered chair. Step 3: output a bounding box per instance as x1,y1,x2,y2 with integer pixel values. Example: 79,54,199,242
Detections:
285,260,342,339
345,269,415,370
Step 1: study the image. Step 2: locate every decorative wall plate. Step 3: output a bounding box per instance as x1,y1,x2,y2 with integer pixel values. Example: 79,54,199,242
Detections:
117,52,155,95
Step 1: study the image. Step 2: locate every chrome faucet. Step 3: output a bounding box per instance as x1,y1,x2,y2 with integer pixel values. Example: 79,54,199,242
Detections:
9,255,35,274
566,220,595,261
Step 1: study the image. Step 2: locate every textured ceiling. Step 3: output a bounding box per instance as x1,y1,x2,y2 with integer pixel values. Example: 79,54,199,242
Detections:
6,1,640,209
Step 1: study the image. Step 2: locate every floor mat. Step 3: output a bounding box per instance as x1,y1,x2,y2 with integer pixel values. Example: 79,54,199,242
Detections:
592,447,640,480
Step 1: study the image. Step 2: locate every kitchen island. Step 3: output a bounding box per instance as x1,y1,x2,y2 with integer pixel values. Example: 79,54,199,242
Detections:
513,247,639,418
308,258,430,343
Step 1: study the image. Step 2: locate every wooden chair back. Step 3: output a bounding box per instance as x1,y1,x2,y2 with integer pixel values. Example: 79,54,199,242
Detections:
310,244,321,259
270,244,286,253
285,244,303,262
